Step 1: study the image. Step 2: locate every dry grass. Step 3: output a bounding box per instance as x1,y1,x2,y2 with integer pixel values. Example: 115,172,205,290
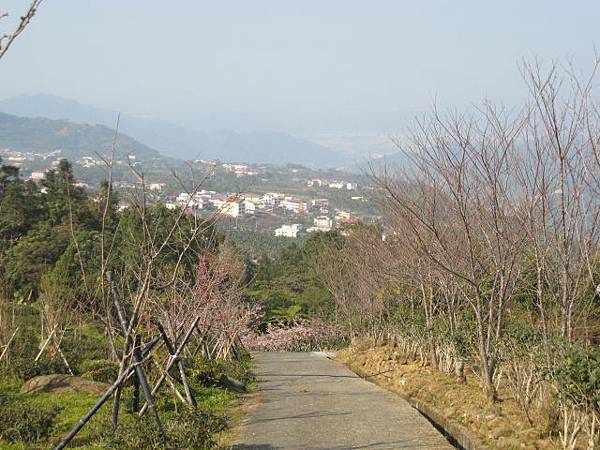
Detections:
338,340,558,450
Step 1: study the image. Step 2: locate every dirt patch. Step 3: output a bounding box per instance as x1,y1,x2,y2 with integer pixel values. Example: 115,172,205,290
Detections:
338,342,557,450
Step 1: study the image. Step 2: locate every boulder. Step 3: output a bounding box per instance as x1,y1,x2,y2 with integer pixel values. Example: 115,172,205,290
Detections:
20,374,109,396
218,374,246,393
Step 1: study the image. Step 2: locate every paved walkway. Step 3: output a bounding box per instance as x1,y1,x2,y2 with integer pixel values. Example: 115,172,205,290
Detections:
235,352,454,450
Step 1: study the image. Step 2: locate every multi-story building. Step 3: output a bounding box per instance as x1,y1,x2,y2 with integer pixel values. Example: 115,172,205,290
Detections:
220,197,245,217
243,199,256,214
274,224,302,238
314,216,333,231
307,216,333,233
149,183,166,191
280,197,307,214
310,198,329,208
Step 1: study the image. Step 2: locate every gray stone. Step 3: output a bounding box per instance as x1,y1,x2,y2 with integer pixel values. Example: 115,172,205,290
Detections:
21,374,109,396
219,374,246,393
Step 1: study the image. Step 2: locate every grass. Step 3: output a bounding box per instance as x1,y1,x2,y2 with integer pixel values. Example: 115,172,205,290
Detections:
0,354,252,449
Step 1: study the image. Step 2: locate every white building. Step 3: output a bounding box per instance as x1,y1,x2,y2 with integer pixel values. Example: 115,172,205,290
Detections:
176,192,192,205
335,210,352,220
259,192,284,209
243,199,256,214
328,181,345,189
29,172,45,181
220,197,245,217
176,192,203,210
280,197,307,214
222,163,257,176
314,216,333,231
307,216,333,233
275,224,302,238
346,182,357,190
149,183,166,191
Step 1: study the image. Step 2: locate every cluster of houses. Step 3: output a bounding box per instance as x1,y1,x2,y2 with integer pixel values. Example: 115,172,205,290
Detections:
306,179,358,190
221,163,259,177
195,160,262,177
165,189,358,238
166,191,337,219
275,212,357,239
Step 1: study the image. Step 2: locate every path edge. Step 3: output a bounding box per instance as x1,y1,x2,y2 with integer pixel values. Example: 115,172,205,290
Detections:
340,360,489,450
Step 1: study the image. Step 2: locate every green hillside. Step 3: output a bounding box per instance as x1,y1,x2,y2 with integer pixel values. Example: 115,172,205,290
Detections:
0,112,168,163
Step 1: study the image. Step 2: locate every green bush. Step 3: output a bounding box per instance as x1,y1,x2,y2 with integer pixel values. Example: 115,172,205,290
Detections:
189,356,254,387
553,341,600,412
1,324,112,381
102,406,226,449
0,397,62,443
3,331,69,380
79,359,118,383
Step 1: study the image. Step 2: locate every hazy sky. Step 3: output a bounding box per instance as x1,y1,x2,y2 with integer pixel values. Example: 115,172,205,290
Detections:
0,0,598,135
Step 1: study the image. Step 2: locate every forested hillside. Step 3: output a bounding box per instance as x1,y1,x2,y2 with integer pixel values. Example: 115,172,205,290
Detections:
0,112,167,163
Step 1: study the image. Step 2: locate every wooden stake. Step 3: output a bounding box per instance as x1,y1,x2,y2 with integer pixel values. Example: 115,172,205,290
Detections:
55,336,160,450
106,272,163,434
156,321,197,407
0,327,19,363
139,316,200,416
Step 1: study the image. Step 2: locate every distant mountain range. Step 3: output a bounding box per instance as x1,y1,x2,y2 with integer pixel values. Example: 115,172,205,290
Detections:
0,112,167,164
0,94,344,168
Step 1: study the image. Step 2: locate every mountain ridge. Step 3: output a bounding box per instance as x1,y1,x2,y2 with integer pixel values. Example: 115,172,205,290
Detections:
0,94,344,168
0,111,167,164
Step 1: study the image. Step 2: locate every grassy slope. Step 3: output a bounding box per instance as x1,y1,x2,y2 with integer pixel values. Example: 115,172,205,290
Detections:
0,366,246,449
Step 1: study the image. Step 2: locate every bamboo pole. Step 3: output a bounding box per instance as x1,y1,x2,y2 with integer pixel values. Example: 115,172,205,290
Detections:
152,359,187,404
139,316,200,416
0,327,19,363
54,337,160,450
155,321,196,407
107,272,163,433
35,324,57,361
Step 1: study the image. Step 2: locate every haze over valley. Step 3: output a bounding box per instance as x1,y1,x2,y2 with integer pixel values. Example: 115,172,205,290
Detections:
1,2,599,450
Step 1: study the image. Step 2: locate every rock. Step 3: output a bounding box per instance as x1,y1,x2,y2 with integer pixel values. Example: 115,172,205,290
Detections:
218,374,246,393
20,374,109,396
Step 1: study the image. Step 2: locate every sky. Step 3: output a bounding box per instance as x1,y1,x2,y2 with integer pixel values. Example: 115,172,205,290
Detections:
0,0,598,139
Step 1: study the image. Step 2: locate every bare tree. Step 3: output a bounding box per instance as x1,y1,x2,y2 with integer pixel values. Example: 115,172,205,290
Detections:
0,0,44,61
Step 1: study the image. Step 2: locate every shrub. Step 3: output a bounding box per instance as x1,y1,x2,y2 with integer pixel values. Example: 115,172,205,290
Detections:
553,342,600,412
79,359,118,383
102,406,226,449
189,356,254,387
243,319,344,351
0,397,62,443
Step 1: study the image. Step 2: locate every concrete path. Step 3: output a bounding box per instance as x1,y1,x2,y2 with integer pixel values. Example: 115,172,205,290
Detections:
235,352,454,450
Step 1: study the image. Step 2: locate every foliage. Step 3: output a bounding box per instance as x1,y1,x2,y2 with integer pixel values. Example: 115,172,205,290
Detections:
244,319,344,351
79,359,119,383
189,355,254,387
245,233,337,325
553,342,600,414
100,406,226,450
0,397,62,443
